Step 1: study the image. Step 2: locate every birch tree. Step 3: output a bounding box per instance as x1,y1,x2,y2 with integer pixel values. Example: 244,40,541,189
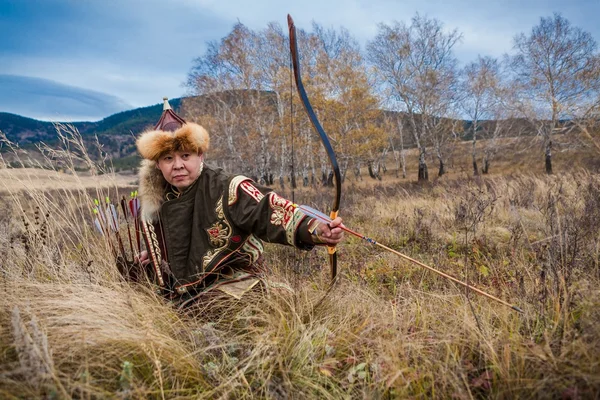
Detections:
383,112,407,178
509,13,600,174
461,56,501,175
367,14,461,181
309,23,384,184
185,23,281,179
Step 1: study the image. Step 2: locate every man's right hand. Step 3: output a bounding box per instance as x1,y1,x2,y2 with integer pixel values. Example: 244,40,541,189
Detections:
135,250,150,267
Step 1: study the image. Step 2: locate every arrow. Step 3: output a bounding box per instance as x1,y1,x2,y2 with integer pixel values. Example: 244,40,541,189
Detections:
297,204,523,313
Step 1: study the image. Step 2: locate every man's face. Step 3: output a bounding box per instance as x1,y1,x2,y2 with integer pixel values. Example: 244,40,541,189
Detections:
156,150,203,191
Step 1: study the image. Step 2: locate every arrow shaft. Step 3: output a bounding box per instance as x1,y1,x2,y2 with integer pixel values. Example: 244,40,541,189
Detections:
121,198,135,256
298,204,523,313
372,240,522,312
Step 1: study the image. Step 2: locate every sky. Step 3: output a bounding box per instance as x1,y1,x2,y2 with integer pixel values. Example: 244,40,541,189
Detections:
0,0,598,122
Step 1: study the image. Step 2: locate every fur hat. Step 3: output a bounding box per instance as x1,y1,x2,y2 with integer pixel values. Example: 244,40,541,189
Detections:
136,97,210,161
136,123,210,161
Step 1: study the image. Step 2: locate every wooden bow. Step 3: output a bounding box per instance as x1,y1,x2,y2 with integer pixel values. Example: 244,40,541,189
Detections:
288,14,342,283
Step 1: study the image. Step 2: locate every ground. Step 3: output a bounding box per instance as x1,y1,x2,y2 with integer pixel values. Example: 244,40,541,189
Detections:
0,130,599,398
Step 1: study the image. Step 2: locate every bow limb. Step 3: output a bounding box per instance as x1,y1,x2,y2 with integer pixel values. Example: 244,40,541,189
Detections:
288,14,342,282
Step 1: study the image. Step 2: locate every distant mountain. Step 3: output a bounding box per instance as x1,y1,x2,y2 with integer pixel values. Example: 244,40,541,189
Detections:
1,91,551,174
0,97,182,145
0,98,185,170
0,112,93,144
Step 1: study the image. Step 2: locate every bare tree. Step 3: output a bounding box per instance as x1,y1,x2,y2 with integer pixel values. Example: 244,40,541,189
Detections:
430,114,461,177
383,112,407,178
185,22,288,180
310,22,384,184
186,22,259,94
460,56,502,175
255,22,295,187
367,14,461,181
184,23,261,174
509,13,600,174
480,117,516,174
571,56,600,157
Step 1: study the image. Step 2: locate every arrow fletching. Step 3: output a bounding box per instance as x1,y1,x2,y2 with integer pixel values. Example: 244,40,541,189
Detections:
106,204,119,231
93,215,104,236
296,204,333,224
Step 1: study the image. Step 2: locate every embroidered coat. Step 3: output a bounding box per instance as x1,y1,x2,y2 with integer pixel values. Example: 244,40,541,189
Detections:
137,159,316,303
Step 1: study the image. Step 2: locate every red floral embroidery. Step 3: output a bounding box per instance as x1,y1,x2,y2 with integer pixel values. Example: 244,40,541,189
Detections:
240,181,264,203
206,222,230,247
269,193,295,227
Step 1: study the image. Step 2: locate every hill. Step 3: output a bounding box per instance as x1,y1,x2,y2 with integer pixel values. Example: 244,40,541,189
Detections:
0,98,184,170
0,98,182,145
2,91,597,177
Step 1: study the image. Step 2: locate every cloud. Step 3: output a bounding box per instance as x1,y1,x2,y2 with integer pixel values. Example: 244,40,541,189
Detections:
0,55,185,110
0,0,232,116
0,0,598,121
0,74,132,121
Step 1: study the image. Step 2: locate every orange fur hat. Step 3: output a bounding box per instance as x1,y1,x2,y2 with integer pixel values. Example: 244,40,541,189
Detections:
136,98,210,161
136,123,210,161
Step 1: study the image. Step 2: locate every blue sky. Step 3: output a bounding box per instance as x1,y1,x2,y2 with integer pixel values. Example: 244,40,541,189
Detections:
0,0,598,121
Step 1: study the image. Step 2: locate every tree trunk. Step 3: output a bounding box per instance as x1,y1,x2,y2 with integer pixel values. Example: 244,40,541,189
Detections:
482,154,490,174
380,149,388,174
545,139,553,174
279,136,287,190
472,119,479,176
401,150,407,179
418,148,429,181
418,163,429,181
368,161,382,180
341,158,349,184
435,146,445,177
398,122,407,179
354,162,362,180
326,171,334,187
291,171,297,189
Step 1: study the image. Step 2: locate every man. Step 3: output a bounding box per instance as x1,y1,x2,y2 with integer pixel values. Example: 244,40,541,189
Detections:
135,98,344,309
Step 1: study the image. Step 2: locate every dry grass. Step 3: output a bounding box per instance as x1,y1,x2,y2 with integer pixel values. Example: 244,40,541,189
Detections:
0,168,135,193
344,131,600,185
1,126,599,398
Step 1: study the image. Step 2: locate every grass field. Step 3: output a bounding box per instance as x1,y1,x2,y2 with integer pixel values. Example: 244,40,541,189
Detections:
1,128,599,399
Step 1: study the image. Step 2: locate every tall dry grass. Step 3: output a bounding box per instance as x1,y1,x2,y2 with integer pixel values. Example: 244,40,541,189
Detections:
1,126,599,398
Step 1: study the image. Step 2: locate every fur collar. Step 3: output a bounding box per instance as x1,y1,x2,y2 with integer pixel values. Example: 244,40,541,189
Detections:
137,160,207,221
138,159,168,222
